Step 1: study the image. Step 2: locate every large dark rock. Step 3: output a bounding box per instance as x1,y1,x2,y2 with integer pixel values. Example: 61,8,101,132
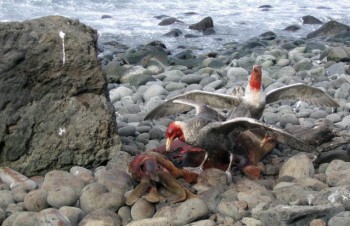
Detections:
189,17,214,32
0,16,121,176
306,20,350,39
301,15,323,25
158,17,184,26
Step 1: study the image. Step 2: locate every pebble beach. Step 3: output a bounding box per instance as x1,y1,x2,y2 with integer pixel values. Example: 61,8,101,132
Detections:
1,16,350,226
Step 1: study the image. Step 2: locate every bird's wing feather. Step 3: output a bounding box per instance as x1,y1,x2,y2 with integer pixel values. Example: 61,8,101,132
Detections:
208,117,314,152
144,101,195,120
265,83,339,107
145,90,241,120
168,90,242,109
144,98,226,121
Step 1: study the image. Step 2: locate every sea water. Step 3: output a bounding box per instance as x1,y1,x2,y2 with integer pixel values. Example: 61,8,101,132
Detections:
1,0,349,53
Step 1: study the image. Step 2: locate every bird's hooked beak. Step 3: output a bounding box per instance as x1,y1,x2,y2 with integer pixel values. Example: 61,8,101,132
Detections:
260,133,273,148
166,137,173,152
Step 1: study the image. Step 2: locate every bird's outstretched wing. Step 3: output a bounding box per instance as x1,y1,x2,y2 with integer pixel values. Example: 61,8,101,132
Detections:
209,117,314,152
145,99,225,121
265,83,339,107
145,90,241,120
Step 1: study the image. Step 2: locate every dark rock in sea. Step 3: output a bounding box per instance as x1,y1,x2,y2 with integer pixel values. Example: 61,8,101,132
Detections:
185,34,200,38
259,5,273,9
158,17,184,26
154,15,169,20
119,44,169,65
189,16,214,32
317,6,332,10
306,20,350,39
101,15,113,19
147,40,167,49
301,15,323,24
164,28,183,37
284,24,301,32
259,5,273,11
184,12,198,16
0,16,120,176
203,27,215,35
259,31,277,40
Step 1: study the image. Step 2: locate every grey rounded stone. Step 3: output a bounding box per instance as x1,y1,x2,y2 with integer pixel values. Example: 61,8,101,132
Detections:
143,84,166,101
79,208,122,226
79,182,125,212
225,67,249,81
24,189,49,212
263,112,281,125
165,82,186,92
36,208,72,226
204,80,224,89
118,206,132,226
131,198,156,220
326,113,342,123
0,190,14,209
59,206,85,226
279,153,315,179
47,186,79,208
12,212,38,226
148,127,165,140
118,125,137,137
280,113,299,127
328,211,350,226
309,110,328,119
180,73,202,84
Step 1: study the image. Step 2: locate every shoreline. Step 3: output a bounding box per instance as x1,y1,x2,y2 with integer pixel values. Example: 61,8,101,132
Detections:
1,15,350,225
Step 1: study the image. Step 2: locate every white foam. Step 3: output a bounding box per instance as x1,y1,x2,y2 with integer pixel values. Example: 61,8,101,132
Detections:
1,0,349,53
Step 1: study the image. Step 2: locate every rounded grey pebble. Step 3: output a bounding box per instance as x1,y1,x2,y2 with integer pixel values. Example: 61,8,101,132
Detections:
24,189,49,212
36,208,71,226
143,84,166,102
146,140,160,150
296,109,312,118
118,125,137,136
11,188,27,203
184,83,203,92
118,104,141,114
6,203,23,216
180,73,202,84
121,145,140,155
263,112,281,125
47,186,79,208
199,76,216,86
59,206,85,226
1,212,22,226
149,127,165,140
280,114,299,128
326,113,342,123
118,206,132,225
0,208,6,224
310,110,328,119
0,190,14,209
165,82,186,92
79,208,122,226
136,126,151,136
131,198,156,220
124,114,143,123
12,211,37,226
136,132,150,140
205,80,224,90
135,135,149,145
